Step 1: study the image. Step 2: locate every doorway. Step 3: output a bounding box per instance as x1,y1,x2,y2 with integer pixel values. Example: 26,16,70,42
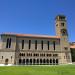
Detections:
5,59,9,65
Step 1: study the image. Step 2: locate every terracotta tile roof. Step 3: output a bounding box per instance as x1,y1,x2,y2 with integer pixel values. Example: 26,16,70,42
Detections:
1,32,60,39
70,45,75,48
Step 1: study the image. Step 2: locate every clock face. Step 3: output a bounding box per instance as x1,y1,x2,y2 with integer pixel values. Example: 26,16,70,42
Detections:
61,29,68,36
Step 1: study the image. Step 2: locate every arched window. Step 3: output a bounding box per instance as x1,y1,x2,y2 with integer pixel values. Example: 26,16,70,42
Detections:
47,59,49,64
19,59,22,64
23,59,25,64
61,23,65,26
33,59,36,64
22,53,23,56
23,53,25,56
43,59,45,64
50,59,52,64
37,59,39,64
11,56,12,59
53,59,55,65
40,59,42,64
56,59,58,65
30,59,32,64
2,56,3,59
26,59,29,64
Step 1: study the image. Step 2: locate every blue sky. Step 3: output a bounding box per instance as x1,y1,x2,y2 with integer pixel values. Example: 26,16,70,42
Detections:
0,0,75,42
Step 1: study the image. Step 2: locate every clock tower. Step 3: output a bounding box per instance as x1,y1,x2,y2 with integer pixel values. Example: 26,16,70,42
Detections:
55,15,68,37
55,15,72,64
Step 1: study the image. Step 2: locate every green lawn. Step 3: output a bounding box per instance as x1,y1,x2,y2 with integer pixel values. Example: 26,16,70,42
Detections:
0,65,75,75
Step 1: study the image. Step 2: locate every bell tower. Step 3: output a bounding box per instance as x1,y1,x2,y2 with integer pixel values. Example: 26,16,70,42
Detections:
55,15,68,37
55,15,72,64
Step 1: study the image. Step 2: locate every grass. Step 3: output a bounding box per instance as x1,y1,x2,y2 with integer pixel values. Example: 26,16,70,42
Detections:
0,65,75,75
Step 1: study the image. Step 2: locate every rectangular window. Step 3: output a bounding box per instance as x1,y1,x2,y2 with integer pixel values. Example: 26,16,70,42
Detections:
47,41,49,50
35,40,37,50
6,38,11,48
53,41,55,50
6,39,9,48
29,40,31,49
41,40,43,50
59,16,65,20
22,40,24,49
9,38,11,48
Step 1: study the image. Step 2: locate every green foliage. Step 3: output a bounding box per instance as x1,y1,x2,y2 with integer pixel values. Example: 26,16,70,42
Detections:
0,65,75,75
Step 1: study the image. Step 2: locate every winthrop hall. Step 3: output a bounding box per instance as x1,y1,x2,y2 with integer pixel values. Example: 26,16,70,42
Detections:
0,15,75,65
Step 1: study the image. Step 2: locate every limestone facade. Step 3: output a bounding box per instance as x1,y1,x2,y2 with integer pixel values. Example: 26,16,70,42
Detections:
0,15,75,65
